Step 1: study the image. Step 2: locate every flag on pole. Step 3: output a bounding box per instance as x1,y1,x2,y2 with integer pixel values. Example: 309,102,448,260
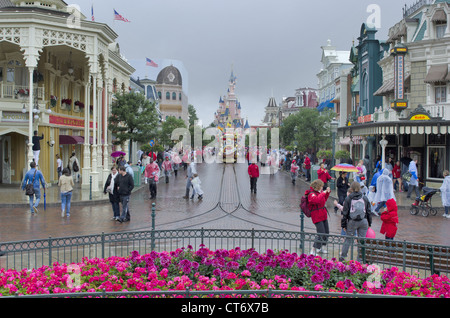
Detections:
114,9,130,22
91,5,95,21
146,58,158,68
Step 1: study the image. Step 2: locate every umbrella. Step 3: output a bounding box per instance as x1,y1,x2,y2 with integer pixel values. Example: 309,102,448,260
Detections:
331,163,359,173
43,190,47,211
111,151,126,158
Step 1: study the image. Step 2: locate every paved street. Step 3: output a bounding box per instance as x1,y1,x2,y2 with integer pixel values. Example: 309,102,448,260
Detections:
0,162,449,246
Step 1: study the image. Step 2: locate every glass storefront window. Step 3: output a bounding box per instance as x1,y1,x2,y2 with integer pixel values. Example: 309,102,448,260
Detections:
428,146,446,179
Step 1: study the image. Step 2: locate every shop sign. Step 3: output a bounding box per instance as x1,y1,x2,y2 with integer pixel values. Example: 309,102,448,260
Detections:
1,112,28,123
410,114,431,121
49,115,97,128
358,114,373,124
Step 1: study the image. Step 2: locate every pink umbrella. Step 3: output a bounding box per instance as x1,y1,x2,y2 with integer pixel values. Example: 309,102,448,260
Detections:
111,151,126,158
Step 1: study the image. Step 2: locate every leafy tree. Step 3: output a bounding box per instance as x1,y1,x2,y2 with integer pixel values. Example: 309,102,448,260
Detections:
280,108,335,154
108,92,159,147
188,104,199,128
159,116,187,148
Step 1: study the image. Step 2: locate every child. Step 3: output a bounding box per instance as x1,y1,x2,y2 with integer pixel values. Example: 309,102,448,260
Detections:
191,173,204,200
380,198,399,240
290,160,299,185
367,185,377,216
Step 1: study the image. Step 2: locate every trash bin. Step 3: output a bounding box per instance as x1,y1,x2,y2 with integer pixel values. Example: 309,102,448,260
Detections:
311,165,320,181
133,166,141,187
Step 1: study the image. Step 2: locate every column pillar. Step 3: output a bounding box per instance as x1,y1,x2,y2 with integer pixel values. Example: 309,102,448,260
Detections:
82,80,91,189
103,83,111,182
27,67,35,166
97,85,103,183
90,74,99,191
361,139,368,160
380,136,388,170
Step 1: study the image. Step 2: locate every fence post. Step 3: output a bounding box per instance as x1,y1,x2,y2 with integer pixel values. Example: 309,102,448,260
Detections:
89,176,92,201
201,228,204,246
251,228,255,249
151,203,156,250
48,237,52,267
402,240,407,272
101,232,105,259
300,212,305,253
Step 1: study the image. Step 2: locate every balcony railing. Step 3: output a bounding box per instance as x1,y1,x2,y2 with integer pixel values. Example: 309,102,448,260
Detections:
0,83,45,101
423,103,450,121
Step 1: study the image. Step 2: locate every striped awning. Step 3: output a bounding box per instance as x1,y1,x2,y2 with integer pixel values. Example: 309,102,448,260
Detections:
424,64,448,83
374,79,395,96
432,9,447,23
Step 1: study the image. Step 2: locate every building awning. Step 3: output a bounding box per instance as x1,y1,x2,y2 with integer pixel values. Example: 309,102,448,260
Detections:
432,9,447,23
331,93,340,103
374,79,395,96
424,64,448,83
59,135,84,145
317,99,334,112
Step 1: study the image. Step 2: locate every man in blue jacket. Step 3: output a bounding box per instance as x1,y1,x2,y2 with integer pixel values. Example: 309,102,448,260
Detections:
21,162,46,215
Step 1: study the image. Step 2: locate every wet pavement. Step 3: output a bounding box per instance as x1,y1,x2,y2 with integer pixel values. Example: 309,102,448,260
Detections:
0,162,449,246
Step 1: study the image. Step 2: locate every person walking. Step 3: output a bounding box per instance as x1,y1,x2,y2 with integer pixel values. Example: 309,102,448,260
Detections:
248,161,260,193
290,160,299,185
380,198,399,240
21,161,46,215
32,130,44,166
56,154,63,179
69,152,80,183
144,158,160,199
116,166,134,223
440,170,450,219
317,163,333,190
336,171,350,214
58,168,74,217
183,161,196,199
191,173,204,200
303,153,311,181
339,181,372,262
392,161,403,192
305,179,331,256
104,166,120,221
373,169,396,216
407,157,420,200
161,156,173,183
356,160,367,184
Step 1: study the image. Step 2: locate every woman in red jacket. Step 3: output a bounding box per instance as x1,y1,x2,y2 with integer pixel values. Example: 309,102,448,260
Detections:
392,161,403,192
317,163,333,190
248,163,260,194
305,179,331,255
380,198,399,240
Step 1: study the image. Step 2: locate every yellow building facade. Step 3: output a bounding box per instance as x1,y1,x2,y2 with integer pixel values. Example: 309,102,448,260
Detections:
0,0,135,191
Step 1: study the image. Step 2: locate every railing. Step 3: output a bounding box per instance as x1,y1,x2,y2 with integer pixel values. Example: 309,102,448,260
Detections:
423,103,450,121
0,83,45,100
0,228,448,278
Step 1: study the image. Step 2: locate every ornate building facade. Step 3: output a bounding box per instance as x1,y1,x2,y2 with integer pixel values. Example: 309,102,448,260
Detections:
0,0,135,192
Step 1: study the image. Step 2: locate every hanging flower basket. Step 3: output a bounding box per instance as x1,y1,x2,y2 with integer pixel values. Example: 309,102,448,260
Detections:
50,95,58,108
15,89,29,98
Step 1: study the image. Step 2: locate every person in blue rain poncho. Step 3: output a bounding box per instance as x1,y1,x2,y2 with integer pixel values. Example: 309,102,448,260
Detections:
440,170,450,219
373,169,396,217
407,157,420,200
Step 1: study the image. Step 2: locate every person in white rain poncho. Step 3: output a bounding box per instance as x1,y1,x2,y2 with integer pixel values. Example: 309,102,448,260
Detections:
440,170,450,219
191,173,204,200
373,169,396,216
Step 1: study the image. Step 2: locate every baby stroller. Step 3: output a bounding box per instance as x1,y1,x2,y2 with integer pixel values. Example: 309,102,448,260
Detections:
410,187,440,217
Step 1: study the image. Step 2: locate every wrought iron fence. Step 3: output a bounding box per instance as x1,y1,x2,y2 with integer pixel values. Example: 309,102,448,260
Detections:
0,228,449,278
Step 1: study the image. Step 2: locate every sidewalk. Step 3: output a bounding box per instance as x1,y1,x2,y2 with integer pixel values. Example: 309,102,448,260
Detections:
0,182,146,208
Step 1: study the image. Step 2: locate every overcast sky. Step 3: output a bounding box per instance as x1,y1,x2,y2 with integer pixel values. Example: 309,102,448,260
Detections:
75,0,411,126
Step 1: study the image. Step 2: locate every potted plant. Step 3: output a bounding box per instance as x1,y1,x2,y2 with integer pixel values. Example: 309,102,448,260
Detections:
61,99,72,110
74,101,84,112
335,150,351,164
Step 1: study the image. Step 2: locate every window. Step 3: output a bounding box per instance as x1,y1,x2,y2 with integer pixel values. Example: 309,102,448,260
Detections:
179,93,182,101
435,84,447,104
428,146,446,179
172,92,176,100
166,92,170,100
158,91,162,99
436,22,447,39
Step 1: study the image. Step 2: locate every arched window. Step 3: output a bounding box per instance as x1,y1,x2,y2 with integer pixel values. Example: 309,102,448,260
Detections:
158,91,162,99
172,92,177,100
166,92,170,100
179,93,182,101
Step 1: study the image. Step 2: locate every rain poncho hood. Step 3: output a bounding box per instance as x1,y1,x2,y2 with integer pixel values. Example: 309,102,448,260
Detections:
374,169,396,203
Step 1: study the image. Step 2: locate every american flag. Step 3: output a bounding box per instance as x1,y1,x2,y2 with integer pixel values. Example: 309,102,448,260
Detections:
146,58,158,68
91,5,95,21
114,9,130,22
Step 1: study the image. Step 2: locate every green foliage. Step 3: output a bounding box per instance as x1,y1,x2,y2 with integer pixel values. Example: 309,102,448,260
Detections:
335,150,351,160
317,150,333,159
108,92,159,146
280,109,335,153
159,116,187,148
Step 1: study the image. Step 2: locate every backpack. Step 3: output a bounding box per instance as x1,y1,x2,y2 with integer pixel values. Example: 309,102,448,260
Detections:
72,160,79,173
349,197,366,221
300,195,312,218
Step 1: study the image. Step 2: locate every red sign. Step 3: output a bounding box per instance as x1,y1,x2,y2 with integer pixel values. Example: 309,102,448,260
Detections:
358,115,373,124
49,115,97,128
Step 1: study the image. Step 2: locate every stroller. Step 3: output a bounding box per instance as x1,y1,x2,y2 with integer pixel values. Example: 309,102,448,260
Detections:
410,187,440,217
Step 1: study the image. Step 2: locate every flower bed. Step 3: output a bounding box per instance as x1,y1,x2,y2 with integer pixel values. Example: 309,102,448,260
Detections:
0,246,449,298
